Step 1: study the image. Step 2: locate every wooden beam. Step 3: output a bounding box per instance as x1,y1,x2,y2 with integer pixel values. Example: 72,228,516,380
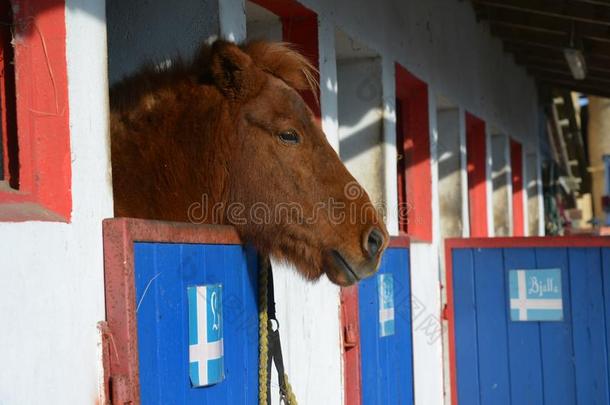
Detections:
502,38,610,60
487,20,566,36
536,77,610,98
474,3,610,37
528,66,610,84
514,54,610,75
483,17,610,44
504,42,610,61
572,0,610,7
490,24,568,43
491,24,610,55
505,42,610,70
504,42,564,57
472,0,610,27
532,71,610,95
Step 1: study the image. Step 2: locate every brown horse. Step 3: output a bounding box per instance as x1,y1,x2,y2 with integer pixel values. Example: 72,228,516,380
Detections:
110,40,388,286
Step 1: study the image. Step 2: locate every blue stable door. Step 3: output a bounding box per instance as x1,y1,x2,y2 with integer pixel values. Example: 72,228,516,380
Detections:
134,242,259,404
452,246,610,405
358,246,415,405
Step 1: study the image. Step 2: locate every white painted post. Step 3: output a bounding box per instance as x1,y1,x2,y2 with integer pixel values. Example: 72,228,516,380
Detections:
537,148,545,236
318,14,340,152
459,107,470,238
382,59,399,236
485,127,495,237
506,134,514,236
523,149,530,236
409,90,444,405
317,19,345,403
429,90,441,246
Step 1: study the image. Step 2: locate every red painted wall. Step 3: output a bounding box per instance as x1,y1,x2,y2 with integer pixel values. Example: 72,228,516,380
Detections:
0,0,18,189
395,63,432,242
466,113,488,237
0,0,71,221
510,139,524,236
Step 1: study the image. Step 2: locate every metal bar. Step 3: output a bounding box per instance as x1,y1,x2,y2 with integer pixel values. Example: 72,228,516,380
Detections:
472,0,610,27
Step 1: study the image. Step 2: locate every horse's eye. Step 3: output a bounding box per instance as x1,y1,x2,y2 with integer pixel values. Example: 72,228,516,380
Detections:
278,130,300,145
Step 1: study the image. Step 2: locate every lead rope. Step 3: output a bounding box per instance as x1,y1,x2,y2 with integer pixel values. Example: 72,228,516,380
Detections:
258,256,298,405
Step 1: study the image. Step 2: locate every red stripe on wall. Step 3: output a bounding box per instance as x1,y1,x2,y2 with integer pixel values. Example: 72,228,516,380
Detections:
395,63,432,242
510,139,524,236
466,113,488,237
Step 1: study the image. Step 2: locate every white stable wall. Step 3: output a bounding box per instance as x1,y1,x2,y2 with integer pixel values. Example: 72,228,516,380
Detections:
0,0,542,404
0,1,114,403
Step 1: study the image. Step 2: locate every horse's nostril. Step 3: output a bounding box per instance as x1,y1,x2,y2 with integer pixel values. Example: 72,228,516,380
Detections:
365,228,385,258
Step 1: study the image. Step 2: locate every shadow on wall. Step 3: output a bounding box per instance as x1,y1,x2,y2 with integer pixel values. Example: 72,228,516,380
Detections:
106,0,220,84
334,29,387,206
437,106,464,238
17,0,215,86
337,57,384,163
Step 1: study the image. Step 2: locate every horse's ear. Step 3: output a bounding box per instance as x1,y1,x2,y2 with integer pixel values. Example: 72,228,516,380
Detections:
209,40,262,100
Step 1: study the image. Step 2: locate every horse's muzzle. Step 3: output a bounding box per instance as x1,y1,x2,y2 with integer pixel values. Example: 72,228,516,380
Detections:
331,250,361,284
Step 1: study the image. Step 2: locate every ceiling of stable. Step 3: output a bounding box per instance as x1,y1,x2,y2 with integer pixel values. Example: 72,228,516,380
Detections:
470,0,610,98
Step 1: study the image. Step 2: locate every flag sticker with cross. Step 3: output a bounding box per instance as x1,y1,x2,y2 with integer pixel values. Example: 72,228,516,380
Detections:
187,284,225,387
509,269,563,322
378,273,395,337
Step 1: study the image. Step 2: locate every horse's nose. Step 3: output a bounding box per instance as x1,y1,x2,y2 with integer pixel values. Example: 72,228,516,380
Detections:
364,227,386,259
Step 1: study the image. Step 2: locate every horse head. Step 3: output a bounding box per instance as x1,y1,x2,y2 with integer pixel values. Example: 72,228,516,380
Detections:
111,40,389,286
205,41,389,285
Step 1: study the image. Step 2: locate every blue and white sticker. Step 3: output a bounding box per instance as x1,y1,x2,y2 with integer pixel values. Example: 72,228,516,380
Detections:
509,269,563,321
378,274,395,337
187,284,225,387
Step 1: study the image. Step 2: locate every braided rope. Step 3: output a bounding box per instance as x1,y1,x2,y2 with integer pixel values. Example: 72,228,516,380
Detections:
258,258,298,405
258,259,269,405
282,374,297,405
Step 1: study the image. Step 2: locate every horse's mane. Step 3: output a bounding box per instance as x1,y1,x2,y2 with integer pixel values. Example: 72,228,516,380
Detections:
110,40,318,112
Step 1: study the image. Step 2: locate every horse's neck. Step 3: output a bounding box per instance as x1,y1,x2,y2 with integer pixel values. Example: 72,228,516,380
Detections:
175,103,233,224
112,90,234,224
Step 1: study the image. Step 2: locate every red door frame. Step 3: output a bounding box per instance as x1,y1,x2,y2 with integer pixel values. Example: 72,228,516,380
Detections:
340,236,410,405
465,113,488,237
340,283,362,405
0,0,71,222
249,0,320,119
510,139,524,236
443,236,610,405
395,63,432,242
